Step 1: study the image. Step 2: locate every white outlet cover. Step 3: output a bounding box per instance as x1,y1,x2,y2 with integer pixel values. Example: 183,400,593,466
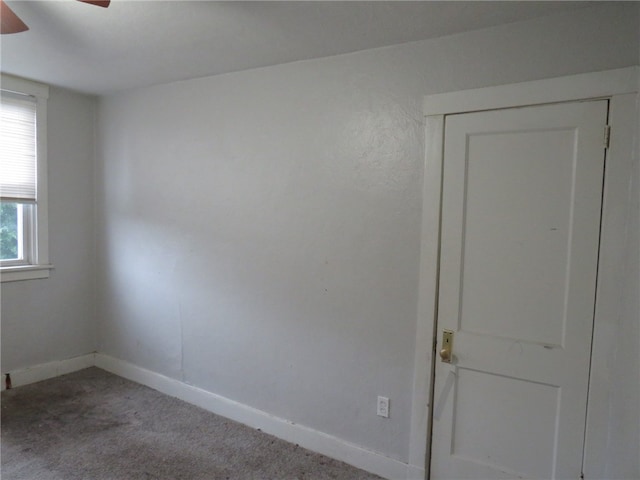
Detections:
377,396,389,418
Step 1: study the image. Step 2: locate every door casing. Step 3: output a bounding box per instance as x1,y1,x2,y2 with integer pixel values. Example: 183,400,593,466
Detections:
406,66,639,480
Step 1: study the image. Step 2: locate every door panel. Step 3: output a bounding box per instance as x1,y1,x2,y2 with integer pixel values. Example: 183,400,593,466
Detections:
452,368,559,479
431,100,608,480
461,129,575,346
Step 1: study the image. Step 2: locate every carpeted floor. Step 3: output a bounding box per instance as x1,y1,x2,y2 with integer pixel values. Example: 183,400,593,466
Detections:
1,367,383,480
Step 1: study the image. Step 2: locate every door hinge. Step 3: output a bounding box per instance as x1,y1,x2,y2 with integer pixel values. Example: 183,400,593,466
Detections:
604,125,611,149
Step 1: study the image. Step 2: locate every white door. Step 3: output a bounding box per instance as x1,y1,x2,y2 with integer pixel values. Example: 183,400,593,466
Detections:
430,100,608,480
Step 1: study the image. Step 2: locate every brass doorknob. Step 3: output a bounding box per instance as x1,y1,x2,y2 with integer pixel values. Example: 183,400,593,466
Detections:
439,348,450,361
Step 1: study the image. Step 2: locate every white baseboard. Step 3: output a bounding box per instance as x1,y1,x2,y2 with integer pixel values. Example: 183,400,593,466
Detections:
94,353,411,480
1,353,96,391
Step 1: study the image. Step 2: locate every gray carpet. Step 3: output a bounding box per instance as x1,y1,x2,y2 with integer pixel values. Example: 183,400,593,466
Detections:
1,367,383,480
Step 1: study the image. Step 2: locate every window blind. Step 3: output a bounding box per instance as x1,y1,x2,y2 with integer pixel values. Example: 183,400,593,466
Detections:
0,91,37,203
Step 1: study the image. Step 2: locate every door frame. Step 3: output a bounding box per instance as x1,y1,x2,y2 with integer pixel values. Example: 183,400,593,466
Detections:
407,66,639,480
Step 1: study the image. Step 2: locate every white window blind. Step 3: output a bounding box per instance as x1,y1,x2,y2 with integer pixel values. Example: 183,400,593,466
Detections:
0,92,37,203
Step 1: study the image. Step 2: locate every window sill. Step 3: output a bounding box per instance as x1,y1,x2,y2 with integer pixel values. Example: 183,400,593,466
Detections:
1,264,53,282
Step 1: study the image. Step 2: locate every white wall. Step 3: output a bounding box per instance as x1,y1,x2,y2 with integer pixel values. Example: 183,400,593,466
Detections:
1,87,97,372
606,91,640,479
604,34,640,479
95,3,639,467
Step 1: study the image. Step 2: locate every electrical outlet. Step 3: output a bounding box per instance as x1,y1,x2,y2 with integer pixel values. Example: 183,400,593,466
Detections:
377,396,389,418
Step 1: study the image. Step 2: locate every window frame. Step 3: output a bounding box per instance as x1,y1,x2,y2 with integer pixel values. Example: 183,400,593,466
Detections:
1,74,51,282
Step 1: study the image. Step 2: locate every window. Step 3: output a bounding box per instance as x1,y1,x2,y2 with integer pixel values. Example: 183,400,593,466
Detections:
0,75,50,282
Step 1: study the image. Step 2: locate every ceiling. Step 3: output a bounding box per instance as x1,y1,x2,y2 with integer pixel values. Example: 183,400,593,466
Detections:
0,1,592,95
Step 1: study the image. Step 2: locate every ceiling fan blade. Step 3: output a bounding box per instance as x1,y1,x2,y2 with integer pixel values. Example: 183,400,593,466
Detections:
77,0,111,7
1,0,29,34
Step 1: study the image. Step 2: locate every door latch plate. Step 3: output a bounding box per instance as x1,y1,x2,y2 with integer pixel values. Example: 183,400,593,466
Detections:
440,330,454,363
